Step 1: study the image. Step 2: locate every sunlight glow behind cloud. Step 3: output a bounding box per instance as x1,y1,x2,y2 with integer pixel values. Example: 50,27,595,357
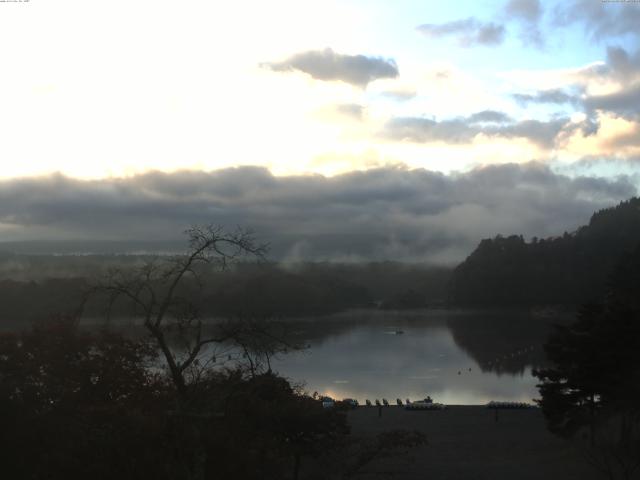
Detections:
0,0,637,182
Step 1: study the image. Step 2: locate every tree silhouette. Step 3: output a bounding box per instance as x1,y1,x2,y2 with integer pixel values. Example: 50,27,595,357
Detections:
0,319,170,480
451,197,640,306
89,225,292,480
535,244,640,479
0,320,356,480
92,225,268,397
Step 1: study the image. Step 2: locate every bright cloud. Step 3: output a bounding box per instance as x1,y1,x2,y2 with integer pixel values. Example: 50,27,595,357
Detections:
0,0,637,184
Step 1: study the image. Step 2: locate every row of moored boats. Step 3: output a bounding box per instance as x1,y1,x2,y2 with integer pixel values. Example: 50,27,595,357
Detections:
321,396,534,410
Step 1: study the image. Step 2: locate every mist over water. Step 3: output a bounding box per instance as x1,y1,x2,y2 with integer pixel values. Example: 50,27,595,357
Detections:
271,309,556,405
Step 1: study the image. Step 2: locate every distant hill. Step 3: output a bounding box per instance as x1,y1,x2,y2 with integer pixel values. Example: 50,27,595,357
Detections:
450,197,640,306
0,259,451,327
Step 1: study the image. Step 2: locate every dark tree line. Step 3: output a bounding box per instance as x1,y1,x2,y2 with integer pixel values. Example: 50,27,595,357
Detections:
0,260,451,327
535,244,640,479
451,197,640,306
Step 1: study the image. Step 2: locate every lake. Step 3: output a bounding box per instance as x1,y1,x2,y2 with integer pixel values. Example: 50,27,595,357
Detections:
269,309,562,405
64,307,567,406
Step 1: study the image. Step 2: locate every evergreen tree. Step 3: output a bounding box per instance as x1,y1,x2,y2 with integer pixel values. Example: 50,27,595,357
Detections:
535,244,640,443
452,197,640,306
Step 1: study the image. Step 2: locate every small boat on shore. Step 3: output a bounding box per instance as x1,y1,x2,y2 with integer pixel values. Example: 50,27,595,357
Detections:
486,401,535,409
405,398,446,410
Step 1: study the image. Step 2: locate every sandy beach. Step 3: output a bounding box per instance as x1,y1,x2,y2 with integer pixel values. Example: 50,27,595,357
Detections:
346,406,599,480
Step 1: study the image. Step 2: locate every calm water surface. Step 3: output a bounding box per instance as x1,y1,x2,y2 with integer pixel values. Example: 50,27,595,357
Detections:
271,309,558,405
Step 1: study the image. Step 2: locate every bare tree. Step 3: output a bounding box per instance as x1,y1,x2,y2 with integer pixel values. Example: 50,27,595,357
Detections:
86,225,317,480
91,225,268,398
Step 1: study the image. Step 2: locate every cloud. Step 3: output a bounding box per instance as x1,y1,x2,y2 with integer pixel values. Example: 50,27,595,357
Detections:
382,112,569,148
554,155,640,182
380,89,417,101
505,0,544,46
505,0,542,23
263,48,399,87
577,47,640,120
564,47,640,120
334,103,365,120
607,47,640,84
507,47,640,139
0,164,635,265
467,110,513,124
500,119,570,147
417,2,543,48
560,111,639,159
554,0,640,40
604,123,640,149
584,84,640,120
513,88,580,106
417,18,505,47
382,117,477,144
572,46,640,88
506,50,640,127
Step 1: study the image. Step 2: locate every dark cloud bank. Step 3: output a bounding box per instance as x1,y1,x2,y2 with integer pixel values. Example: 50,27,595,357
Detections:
0,164,635,264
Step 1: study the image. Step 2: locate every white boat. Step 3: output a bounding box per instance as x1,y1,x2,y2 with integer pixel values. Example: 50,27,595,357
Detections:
486,401,534,409
405,399,446,410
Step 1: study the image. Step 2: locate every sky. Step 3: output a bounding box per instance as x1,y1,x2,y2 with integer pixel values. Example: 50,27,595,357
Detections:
0,0,639,263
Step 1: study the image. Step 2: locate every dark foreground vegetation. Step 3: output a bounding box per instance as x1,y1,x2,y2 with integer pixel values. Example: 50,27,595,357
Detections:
0,320,426,480
0,226,426,480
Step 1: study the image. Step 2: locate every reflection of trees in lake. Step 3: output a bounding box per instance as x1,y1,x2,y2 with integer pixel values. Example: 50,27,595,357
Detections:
447,310,566,375
278,309,449,350
271,309,557,377
89,309,562,379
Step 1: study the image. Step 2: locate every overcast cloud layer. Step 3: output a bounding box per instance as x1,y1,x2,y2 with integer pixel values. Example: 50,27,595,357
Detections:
0,164,635,264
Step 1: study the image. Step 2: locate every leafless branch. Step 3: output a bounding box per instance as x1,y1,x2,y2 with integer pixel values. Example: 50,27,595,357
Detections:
86,224,269,398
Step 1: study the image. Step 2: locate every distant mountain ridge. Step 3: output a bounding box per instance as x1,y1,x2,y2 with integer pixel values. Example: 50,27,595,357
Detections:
450,197,640,306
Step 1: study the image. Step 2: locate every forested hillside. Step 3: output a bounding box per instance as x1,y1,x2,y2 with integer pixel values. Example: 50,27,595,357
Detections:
450,197,640,306
0,260,451,326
